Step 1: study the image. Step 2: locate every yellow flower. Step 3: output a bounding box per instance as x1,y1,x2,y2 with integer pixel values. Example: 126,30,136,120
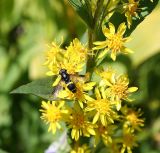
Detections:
85,87,117,126
108,140,121,153
66,38,88,61
93,22,133,61
94,123,116,146
121,132,138,153
103,72,138,110
44,41,63,67
123,0,140,28
97,67,116,87
46,38,87,77
67,103,96,141
70,144,91,153
121,106,144,132
58,79,96,108
40,100,68,134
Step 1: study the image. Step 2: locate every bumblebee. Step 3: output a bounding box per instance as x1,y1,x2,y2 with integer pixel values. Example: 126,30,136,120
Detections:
59,69,77,93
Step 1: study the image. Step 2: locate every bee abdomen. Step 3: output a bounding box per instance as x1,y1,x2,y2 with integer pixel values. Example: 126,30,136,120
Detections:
67,82,76,93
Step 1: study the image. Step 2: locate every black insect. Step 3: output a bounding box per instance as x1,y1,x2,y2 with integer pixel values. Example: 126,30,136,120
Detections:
59,69,77,93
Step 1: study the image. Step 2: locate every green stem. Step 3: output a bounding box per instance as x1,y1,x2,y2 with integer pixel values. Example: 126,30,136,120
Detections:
93,0,104,31
86,0,105,78
87,29,95,76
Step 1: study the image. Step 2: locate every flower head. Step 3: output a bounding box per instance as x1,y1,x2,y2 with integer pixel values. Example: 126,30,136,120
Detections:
71,144,91,153
44,41,63,66
46,38,87,77
85,87,117,125
67,103,96,141
93,22,133,61
121,106,144,132
94,123,116,146
99,69,138,110
121,131,138,153
40,100,68,134
123,0,140,28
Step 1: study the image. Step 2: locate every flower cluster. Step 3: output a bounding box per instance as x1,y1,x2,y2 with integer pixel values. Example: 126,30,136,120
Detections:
39,1,145,152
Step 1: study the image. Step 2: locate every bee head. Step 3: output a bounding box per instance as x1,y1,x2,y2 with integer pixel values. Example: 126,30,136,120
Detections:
59,69,67,75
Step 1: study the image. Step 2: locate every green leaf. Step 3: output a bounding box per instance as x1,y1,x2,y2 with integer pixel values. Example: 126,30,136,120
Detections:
68,0,93,28
10,77,56,100
109,0,159,36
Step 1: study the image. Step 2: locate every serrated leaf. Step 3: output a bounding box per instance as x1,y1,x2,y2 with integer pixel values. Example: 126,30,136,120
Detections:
10,77,56,100
68,0,93,28
109,0,159,36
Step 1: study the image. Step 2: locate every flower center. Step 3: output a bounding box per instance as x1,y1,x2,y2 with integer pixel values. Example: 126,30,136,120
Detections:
123,133,135,147
108,34,123,52
95,99,110,114
71,113,85,127
98,125,106,134
128,2,138,16
46,105,61,122
112,83,128,99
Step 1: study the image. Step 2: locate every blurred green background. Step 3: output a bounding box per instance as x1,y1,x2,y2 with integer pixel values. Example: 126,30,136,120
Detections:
0,0,160,153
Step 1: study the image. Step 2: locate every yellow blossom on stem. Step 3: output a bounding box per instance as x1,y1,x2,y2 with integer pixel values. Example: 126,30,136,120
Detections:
44,41,63,66
70,144,91,153
94,123,116,146
108,140,121,153
121,131,138,153
40,100,68,134
102,71,138,110
93,22,133,61
123,0,140,28
66,38,88,61
67,103,96,141
121,106,144,132
45,38,87,78
85,87,117,126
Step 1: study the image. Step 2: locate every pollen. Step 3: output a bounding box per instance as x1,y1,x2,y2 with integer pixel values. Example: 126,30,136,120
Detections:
41,104,61,122
108,34,123,54
71,112,85,127
127,1,138,16
93,99,111,114
111,82,128,99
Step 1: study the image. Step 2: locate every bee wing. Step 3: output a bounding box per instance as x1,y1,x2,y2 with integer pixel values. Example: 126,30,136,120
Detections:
70,74,88,83
52,83,63,100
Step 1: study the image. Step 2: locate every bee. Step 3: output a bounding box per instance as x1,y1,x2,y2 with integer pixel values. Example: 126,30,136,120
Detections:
59,69,77,93
51,69,89,100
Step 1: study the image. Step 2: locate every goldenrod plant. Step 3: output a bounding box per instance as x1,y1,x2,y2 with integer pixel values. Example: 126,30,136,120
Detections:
11,0,159,153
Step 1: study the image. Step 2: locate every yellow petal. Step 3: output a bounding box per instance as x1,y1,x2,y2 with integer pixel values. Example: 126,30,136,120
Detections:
93,41,107,50
111,52,116,61
102,26,111,37
46,71,54,76
117,22,126,35
87,127,96,135
58,90,68,98
122,47,134,54
84,94,94,101
78,101,84,109
52,75,61,86
109,22,115,34
75,130,79,141
98,48,109,59
128,87,138,92
116,101,121,111
83,82,96,90
95,87,101,99
100,115,106,126
71,129,76,139
93,112,100,124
